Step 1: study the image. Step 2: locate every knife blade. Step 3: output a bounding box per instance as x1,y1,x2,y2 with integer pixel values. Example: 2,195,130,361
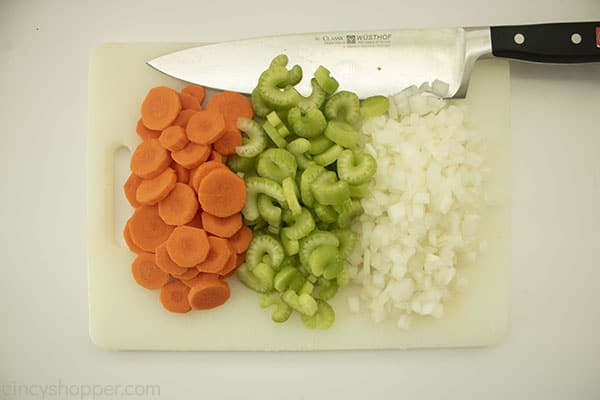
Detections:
148,22,600,99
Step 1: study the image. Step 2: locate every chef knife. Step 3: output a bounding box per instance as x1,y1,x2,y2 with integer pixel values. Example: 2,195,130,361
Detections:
148,21,600,98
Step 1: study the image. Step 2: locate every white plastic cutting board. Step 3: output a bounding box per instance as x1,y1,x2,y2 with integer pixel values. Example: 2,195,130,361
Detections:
87,43,510,351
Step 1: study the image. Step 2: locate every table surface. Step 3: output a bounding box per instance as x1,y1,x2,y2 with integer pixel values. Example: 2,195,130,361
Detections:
1,1,599,399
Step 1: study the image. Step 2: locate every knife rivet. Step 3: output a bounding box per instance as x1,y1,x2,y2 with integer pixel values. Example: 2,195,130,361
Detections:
513,33,525,45
570,33,582,45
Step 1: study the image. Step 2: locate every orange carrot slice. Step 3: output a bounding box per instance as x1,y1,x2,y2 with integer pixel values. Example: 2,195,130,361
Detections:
135,168,177,206
171,142,211,169
213,129,242,155
172,109,199,128
197,168,247,218
154,242,188,276
206,91,253,132
187,279,230,310
131,252,170,290
158,183,199,226
189,161,227,192
218,252,238,278
179,92,202,111
159,280,191,313
166,226,210,267
172,162,190,183
159,125,188,152
174,267,200,280
186,109,226,145
180,272,219,288
182,84,206,104
201,212,243,238
130,139,171,179
196,236,233,273
229,225,253,254
141,86,181,130
186,210,204,229
123,220,144,254
128,206,174,252
136,118,161,140
124,173,143,208
208,149,227,164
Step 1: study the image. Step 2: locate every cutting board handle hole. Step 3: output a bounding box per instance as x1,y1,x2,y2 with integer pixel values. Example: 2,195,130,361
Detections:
114,145,133,249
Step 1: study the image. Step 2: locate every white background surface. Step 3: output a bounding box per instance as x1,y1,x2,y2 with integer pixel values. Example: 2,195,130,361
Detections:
1,0,599,399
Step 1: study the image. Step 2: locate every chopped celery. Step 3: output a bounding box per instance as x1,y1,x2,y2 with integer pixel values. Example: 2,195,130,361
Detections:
282,207,315,240
262,121,288,148
324,121,360,149
251,88,272,118
312,144,343,167
282,290,318,316
314,66,339,95
257,148,297,183
308,135,334,155
227,154,256,174
311,171,351,205
246,234,285,269
299,231,340,266
236,118,268,157
301,299,335,329
360,95,390,118
324,91,360,124
257,66,302,109
287,106,327,138
337,148,377,185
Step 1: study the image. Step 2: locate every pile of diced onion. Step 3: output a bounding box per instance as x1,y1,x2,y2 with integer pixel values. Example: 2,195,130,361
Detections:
346,82,486,329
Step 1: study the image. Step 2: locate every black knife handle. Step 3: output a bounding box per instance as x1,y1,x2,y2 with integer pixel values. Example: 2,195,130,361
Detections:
490,21,600,63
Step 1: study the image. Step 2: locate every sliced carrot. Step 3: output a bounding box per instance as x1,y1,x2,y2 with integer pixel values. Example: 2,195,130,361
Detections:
201,212,242,238
166,226,211,267
180,272,219,288
123,220,144,254
154,242,188,276
158,183,199,226
172,162,190,183
136,118,161,140
186,210,204,229
124,173,143,208
128,205,175,252
135,167,177,206
188,278,230,310
196,236,233,273
208,149,227,164
159,125,188,152
159,280,191,313
229,225,253,254
141,86,181,130
213,128,242,155
172,109,198,128
206,91,253,132
179,92,202,111
131,253,170,290
186,109,226,145
182,84,206,104
236,252,246,267
174,267,200,280
218,252,238,278
171,142,211,169
189,161,227,192
130,139,171,179
197,168,247,218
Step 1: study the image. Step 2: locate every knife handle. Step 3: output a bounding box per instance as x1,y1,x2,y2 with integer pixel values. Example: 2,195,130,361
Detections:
490,21,600,63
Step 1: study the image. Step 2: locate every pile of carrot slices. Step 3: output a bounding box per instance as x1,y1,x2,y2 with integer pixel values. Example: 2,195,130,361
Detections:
123,84,254,313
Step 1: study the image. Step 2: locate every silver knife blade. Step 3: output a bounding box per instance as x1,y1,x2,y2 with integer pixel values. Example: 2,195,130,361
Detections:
147,28,492,98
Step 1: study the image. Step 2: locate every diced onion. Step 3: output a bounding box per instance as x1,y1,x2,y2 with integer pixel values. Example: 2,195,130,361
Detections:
351,83,485,327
